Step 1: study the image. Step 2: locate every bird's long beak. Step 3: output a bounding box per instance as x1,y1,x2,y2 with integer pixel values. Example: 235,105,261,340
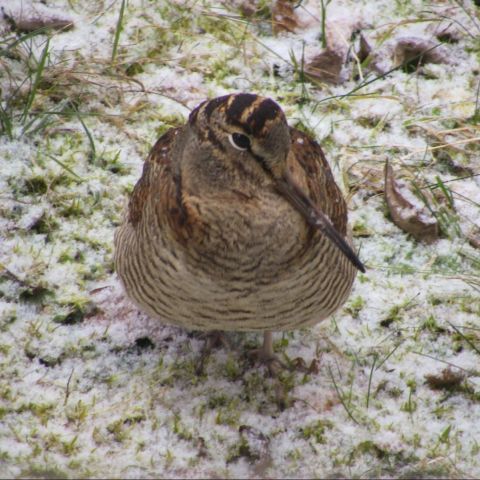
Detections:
276,174,366,273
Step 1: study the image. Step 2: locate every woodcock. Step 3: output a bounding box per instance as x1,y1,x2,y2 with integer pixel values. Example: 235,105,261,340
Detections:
114,93,365,365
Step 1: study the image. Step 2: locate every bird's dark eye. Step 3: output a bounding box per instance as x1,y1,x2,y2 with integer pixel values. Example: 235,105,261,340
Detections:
229,132,251,151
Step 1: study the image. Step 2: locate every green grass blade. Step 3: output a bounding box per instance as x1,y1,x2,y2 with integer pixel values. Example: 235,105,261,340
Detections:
366,354,377,409
72,106,97,163
327,364,360,424
320,0,327,48
0,102,13,139
447,321,480,356
45,153,84,182
111,0,126,65
3,27,50,52
21,37,50,125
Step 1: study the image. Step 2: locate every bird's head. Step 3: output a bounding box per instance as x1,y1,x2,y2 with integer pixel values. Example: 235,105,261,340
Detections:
188,92,290,180
186,93,365,273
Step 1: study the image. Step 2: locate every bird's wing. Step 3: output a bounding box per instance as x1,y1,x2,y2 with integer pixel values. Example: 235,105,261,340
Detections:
128,127,190,239
287,127,348,236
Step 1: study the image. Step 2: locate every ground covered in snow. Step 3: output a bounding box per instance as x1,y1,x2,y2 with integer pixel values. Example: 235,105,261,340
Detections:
1,0,479,478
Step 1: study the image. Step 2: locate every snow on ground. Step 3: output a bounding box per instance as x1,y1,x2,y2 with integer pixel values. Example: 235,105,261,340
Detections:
0,0,479,478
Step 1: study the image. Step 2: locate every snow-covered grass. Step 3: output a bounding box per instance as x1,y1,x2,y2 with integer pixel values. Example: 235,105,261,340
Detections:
1,0,479,478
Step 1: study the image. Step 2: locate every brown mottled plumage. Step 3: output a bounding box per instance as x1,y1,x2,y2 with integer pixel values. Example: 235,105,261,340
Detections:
114,93,364,365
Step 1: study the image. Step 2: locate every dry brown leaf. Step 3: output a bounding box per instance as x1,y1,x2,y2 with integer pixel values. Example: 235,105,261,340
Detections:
393,36,450,69
1,1,74,32
348,164,384,196
272,0,299,34
467,227,480,249
326,18,365,55
433,25,463,44
357,33,372,63
355,33,390,75
305,18,365,84
425,367,465,391
384,161,439,243
433,148,475,176
426,15,464,44
305,49,344,84
237,0,258,18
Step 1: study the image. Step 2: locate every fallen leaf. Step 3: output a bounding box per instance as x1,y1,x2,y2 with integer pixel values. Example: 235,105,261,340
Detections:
426,13,464,44
349,164,385,195
433,24,463,44
1,1,74,32
354,33,390,75
467,227,480,249
238,0,258,18
305,49,344,84
271,0,299,34
326,18,365,55
305,17,365,84
425,367,465,391
384,161,439,243
357,33,372,63
393,36,450,71
433,148,475,176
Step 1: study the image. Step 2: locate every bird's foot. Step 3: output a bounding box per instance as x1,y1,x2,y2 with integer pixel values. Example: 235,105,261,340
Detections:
289,356,320,374
194,330,231,375
246,331,290,376
248,332,319,377
248,347,289,376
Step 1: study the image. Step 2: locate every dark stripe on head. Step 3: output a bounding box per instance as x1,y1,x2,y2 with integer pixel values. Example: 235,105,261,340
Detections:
225,93,259,131
188,104,201,125
247,98,282,134
203,95,230,120
189,96,230,126
206,127,225,152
